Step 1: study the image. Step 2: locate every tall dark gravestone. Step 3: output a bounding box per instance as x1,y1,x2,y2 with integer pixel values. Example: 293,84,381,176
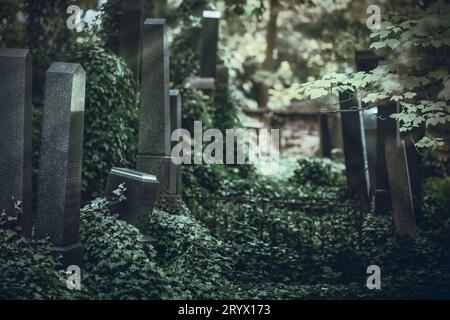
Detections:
36,62,86,266
383,103,417,237
375,104,393,214
136,19,177,194
339,90,369,206
170,90,182,197
200,10,220,79
319,113,332,158
355,50,382,204
0,49,32,237
215,64,229,106
402,126,424,222
118,0,144,81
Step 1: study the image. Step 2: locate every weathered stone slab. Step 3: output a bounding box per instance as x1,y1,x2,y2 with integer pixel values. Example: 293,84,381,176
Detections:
138,18,171,156
402,126,424,222
383,103,417,237
190,78,215,90
0,49,32,237
36,62,86,266
355,50,381,203
105,167,159,229
319,113,332,158
136,155,177,194
375,103,393,214
118,0,144,81
170,90,182,196
362,107,378,198
339,90,369,206
200,10,220,78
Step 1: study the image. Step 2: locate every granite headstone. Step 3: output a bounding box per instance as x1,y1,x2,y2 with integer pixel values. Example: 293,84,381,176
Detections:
0,49,32,237
36,62,86,267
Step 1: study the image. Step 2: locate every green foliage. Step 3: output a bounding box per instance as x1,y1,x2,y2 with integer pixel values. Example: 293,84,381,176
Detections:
289,157,345,187
145,206,238,299
299,1,450,150
0,211,75,300
72,46,139,201
2,158,450,299
80,198,169,299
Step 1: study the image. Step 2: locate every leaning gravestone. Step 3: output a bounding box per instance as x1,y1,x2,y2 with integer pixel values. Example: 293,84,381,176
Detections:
339,90,370,207
36,62,86,267
118,0,144,81
0,49,32,237
383,103,417,237
170,90,183,197
136,19,177,194
105,167,159,229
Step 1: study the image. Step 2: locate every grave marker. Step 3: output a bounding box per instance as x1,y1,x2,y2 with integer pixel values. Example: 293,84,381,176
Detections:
339,90,370,206
200,10,220,78
383,103,417,237
105,167,159,229
319,113,332,158
36,62,86,266
355,50,382,203
118,0,144,81
0,49,32,237
170,90,182,197
136,19,177,194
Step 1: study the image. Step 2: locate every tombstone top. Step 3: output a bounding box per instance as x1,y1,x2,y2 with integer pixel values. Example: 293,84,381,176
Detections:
144,18,166,25
190,78,215,90
111,167,159,183
203,10,221,19
47,62,85,113
0,48,29,58
48,62,84,75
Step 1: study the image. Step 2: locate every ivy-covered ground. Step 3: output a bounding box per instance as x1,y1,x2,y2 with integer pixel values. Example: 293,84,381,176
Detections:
1,157,449,300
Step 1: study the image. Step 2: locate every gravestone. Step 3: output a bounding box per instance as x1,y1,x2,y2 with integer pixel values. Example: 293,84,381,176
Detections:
118,0,144,81
36,62,86,267
355,50,382,203
170,90,182,197
200,10,220,78
136,19,177,194
0,49,32,237
105,167,159,229
402,126,424,222
375,104,393,214
319,113,332,158
384,103,417,237
214,64,229,106
339,90,370,207
190,78,215,91
362,107,378,198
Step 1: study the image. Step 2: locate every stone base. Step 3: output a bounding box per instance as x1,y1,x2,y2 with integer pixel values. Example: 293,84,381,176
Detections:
136,155,179,194
54,242,84,268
